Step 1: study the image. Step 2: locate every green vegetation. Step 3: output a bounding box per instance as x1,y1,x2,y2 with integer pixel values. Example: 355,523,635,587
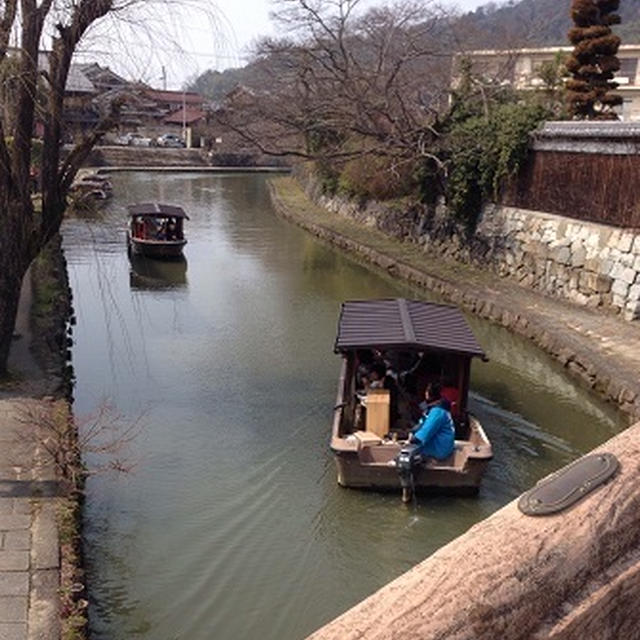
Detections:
443,82,551,228
57,495,88,640
311,75,553,231
566,0,622,119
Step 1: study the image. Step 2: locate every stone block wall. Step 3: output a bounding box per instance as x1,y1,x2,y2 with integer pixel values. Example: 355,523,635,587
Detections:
302,178,640,320
475,205,640,320
296,119,640,322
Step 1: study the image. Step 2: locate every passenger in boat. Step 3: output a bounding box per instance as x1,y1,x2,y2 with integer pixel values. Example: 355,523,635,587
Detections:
409,382,455,460
440,383,459,418
166,218,178,240
134,217,146,239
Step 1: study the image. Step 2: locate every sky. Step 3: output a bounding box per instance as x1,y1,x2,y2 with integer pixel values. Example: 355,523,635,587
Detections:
75,0,493,90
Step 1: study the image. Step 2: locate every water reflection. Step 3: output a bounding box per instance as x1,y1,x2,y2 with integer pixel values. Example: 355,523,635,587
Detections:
62,171,625,640
128,255,188,291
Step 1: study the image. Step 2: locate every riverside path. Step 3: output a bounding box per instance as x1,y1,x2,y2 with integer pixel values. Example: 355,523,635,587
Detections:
0,270,62,640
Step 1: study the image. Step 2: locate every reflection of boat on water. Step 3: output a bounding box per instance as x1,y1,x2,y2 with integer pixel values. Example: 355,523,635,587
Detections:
126,202,188,259
129,254,188,290
330,298,492,502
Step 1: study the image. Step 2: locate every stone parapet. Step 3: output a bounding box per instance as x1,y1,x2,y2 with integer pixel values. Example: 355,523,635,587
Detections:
306,422,640,640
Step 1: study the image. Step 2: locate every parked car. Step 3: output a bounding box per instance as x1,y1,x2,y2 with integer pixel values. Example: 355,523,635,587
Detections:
113,133,132,146
157,133,185,148
114,132,155,147
128,132,155,147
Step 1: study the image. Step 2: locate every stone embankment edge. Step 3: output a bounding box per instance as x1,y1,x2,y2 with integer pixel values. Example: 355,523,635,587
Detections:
268,177,640,420
94,165,291,173
30,237,84,640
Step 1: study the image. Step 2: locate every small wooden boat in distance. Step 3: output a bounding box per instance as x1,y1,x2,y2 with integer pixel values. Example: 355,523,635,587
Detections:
126,202,189,259
331,298,492,500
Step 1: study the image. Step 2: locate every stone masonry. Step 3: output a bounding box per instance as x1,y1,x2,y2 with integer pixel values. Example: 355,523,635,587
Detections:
310,183,640,321
474,204,640,320
298,122,640,322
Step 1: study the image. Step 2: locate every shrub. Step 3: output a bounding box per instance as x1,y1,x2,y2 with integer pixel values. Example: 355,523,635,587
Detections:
444,101,550,229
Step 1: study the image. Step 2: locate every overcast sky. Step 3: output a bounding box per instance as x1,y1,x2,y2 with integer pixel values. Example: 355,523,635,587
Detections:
76,0,492,90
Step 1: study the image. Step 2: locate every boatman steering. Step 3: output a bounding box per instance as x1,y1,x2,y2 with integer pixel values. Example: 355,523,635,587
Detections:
409,382,455,460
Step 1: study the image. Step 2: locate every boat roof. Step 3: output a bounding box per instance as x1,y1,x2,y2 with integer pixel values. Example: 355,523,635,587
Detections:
127,203,189,219
334,298,486,359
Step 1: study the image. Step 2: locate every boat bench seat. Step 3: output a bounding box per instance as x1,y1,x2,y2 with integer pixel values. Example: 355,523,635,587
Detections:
358,442,402,463
426,445,469,470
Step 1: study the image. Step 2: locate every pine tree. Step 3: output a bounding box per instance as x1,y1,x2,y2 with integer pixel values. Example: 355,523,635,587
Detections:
565,0,622,119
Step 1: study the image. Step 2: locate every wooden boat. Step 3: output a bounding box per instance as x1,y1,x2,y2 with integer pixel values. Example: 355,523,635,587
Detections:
126,202,188,259
69,172,113,204
330,298,492,500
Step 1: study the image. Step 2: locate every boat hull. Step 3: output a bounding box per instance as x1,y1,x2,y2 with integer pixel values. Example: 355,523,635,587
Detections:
332,449,489,493
127,233,186,259
330,417,492,494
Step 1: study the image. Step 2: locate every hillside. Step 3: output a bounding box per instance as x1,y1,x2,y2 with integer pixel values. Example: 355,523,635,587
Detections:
458,0,640,48
188,0,640,99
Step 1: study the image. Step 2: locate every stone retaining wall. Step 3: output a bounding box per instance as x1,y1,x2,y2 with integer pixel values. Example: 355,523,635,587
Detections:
300,173,640,321
270,177,640,418
474,205,640,320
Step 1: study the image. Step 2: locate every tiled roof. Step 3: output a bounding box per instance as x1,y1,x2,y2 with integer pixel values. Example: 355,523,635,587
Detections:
334,298,485,358
164,107,206,125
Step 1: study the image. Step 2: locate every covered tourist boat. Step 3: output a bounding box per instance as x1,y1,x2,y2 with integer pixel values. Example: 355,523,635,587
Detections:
331,298,492,500
126,202,188,259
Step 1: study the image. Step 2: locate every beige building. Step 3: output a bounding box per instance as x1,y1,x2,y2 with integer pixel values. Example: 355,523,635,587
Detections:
458,44,640,121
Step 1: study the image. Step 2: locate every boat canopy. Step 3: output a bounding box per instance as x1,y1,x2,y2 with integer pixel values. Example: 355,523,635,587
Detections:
334,298,486,359
127,203,190,219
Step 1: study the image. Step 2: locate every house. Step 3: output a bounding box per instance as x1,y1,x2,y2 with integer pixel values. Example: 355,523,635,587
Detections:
63,65,100,137
143,89,204,118
455,44,640,121
76,63,129,93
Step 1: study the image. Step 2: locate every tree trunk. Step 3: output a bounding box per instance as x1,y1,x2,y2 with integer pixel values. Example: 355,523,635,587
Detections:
0,198,35,375
0,259,28,376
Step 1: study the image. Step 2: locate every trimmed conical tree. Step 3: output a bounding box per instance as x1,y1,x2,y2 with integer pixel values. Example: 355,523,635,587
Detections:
566,0,623,119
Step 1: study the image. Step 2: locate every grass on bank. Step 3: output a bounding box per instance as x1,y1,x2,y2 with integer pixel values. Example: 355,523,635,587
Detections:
269,176,499,290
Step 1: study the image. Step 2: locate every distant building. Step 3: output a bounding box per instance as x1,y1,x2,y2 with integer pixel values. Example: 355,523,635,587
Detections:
143,89,204,117
76,63,129,93
164,106,206,127
455,44,640,121
64,65,100,136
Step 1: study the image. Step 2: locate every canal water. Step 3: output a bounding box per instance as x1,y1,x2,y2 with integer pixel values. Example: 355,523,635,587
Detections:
62,172,625,640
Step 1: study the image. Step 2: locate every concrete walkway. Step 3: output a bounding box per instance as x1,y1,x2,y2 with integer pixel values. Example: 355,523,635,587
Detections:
0,274,61,640
0,399,59,640
270,176,640,419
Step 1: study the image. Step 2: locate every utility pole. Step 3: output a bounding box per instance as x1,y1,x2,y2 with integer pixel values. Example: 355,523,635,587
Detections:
182,90,187,145
161,66,167,91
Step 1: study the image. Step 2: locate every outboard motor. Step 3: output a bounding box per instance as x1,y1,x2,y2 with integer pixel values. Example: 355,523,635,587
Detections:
395,444,422,503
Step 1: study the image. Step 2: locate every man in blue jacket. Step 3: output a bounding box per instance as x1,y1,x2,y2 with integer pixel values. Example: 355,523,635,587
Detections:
410,382,455,460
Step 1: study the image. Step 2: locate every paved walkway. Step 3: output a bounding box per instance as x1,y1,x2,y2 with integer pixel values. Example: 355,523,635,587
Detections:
0,273,61,640
0,399,59,640
270,176,640,419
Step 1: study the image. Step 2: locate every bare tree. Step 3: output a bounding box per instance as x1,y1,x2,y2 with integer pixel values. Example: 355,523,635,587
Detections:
0,0,218,375
215,0,457,173
18,399,145,493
